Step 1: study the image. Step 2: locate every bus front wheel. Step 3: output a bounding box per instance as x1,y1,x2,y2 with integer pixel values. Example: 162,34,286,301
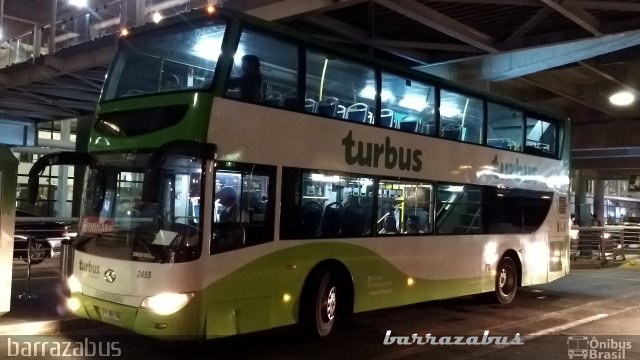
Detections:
495,256,517,304
302,270,337,337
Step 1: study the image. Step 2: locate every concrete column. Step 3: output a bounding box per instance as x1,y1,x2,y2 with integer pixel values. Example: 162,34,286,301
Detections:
135,0,146,26
33,24,42,59
593,179,606,225
120,0,129,28
56,120,71,217
573,170,589,226
49,0,57,54
71,116,91,217
0,0,5,42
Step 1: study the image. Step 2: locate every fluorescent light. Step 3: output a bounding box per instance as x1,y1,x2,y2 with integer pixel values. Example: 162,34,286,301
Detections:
440,104,460,118
399,94,427,111
69,0,87,7
609,91,635,106
193,36,222,61
359,86,394,102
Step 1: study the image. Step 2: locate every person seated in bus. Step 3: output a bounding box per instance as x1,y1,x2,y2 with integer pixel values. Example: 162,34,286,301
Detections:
404,215,422,234
227,54,264,103
378,216,398,234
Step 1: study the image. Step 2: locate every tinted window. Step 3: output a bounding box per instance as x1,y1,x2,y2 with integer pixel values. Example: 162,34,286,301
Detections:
435,183,483,234
212,162,275,253
377,179,433,235
440,90,483,144
280,168,373,239
305,50,375,122
226,29,298,106
487,102,523,151
525,117,557,155
381,73,436,135
523,191,553,232
484,187,523,234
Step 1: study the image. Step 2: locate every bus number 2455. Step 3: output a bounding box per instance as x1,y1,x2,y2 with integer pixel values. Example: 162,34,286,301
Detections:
137,270,152,279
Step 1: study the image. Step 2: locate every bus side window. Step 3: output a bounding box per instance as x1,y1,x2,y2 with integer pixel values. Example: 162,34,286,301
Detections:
225,29,298,107
305,49,375,122
211,163,276,254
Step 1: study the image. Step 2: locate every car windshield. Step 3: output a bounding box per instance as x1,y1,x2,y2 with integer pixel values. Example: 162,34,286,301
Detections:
75,152,203,263
101,19,226,101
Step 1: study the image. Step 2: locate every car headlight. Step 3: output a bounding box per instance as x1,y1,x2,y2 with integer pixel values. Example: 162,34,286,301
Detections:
141,292,194,315
603,232,611,240
67,274,82,294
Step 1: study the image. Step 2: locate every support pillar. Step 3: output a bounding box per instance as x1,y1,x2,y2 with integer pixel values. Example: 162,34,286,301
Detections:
573,170,589,226
33,24,42,59
56,120,71,217
48,0,57,55
71,116,91,217
593,179,605,225
135,0,146,26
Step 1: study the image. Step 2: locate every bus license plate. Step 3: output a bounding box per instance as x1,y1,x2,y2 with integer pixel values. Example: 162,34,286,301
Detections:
100,308,121,322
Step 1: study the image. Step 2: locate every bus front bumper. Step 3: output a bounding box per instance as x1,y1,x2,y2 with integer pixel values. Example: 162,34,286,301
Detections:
67,292,202,339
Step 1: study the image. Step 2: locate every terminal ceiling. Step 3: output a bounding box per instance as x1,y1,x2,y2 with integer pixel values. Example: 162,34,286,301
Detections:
1,0,640,176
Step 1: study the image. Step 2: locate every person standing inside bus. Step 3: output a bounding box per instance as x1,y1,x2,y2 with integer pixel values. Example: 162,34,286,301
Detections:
214,186,247,250
227,54,263,103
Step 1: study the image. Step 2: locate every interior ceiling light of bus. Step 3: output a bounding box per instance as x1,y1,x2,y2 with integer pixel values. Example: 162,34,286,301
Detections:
193,34,244,63
359,86,393,102
398,94,428,111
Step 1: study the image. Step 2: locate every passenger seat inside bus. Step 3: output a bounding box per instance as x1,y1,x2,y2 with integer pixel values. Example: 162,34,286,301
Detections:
321,202,343,237
380,109,394,128
346,103,369,123
316,97,339,117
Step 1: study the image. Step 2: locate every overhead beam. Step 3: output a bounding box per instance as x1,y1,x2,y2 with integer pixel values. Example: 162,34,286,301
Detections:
419,29,640,81
305,15,430,64
564,1,640,12
246,0,367,21
518,76,619,117
540,0,601,36
364,40,481,53
375,0,499,53
501,7,552,49
21,84,99,102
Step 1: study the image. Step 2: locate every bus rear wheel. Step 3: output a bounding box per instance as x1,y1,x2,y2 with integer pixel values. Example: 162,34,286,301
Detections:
495,256,517,304
303,270,338,337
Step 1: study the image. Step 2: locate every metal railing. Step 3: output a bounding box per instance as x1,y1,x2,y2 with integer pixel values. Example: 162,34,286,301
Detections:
571,225,640,264
0,0,201,68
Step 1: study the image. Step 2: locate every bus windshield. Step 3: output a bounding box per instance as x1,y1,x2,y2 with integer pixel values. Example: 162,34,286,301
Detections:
74,153,203,263
102,20,226,101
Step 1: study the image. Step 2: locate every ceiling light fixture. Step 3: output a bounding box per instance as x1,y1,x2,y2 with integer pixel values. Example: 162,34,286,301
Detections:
69,0,87,7
609,91,635,106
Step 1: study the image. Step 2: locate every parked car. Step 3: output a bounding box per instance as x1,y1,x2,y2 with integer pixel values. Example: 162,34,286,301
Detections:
13,210,74,264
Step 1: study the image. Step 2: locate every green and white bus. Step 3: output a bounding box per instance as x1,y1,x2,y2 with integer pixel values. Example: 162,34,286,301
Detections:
43,5,570,339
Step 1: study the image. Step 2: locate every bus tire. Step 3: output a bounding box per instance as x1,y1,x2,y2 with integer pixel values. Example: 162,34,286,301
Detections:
302,269,338,337
495,256,517,304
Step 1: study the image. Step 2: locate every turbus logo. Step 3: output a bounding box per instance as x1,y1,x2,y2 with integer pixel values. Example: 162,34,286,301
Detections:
342,131,422,172
103,269,116,283
78,260,100,274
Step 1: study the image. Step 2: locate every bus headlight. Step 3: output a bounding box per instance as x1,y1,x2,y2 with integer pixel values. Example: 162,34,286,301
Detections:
141,292,194,315
67,274,82,294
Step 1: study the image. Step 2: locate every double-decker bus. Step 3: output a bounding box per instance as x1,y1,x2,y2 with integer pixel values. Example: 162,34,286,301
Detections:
32,5,570,339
